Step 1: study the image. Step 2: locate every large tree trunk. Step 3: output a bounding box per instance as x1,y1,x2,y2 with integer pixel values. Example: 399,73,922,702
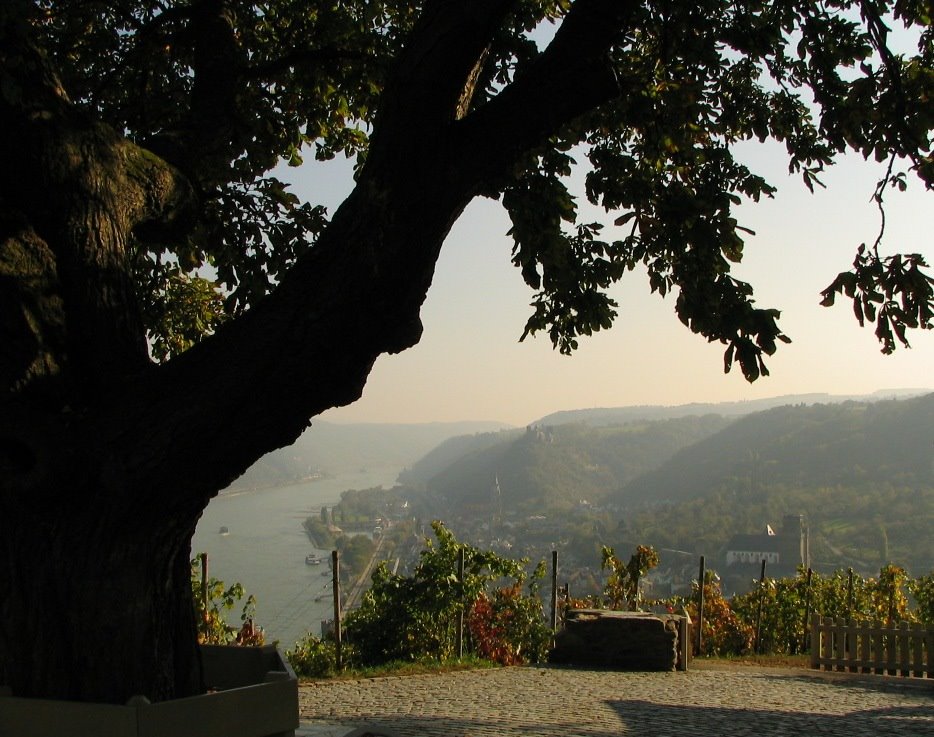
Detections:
0,158,476,705
0,18,207,702
0,497,201,703
0,190,462,705
0,0,625,704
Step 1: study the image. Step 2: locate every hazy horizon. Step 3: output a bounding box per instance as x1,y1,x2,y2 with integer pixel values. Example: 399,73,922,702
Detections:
311,387,932,429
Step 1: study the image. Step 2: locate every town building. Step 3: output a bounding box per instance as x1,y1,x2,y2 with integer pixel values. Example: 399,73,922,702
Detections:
721,514,809,593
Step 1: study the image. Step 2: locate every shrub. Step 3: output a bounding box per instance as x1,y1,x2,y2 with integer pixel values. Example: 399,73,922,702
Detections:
732,569,812,654
343,521,548,667
868,564,911,623
190,554,264,646
811,568,873,620
467,563,552,665
287,633,338,678
907,573,934,624
685,571,753,656
600,544,659,611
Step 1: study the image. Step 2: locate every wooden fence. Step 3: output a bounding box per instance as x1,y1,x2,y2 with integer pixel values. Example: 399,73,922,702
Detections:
810,614,933,678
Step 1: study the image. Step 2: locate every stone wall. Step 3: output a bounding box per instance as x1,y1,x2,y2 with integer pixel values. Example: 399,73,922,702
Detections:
550,610,686,671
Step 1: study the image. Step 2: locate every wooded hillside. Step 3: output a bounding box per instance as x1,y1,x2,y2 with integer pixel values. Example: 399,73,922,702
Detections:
613,394,933,507
410,394,933,574
422,415,735,512
612,395,934,574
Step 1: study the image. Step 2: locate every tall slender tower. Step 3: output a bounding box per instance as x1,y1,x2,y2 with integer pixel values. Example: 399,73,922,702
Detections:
781,514,808,570
490,474,502,541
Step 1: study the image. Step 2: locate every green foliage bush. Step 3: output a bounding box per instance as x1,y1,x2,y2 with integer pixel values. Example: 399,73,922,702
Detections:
303,517,336,549
287,633,339,678
731,573,812,654
467,562,552,665
568,545,934,659
335,533,376,580
601,544,659,611
335,486,412,527
684,572,754,656
193,537,934,673
344,522,551,667
190,555,264,646
907,573,934,625
688,564,931,657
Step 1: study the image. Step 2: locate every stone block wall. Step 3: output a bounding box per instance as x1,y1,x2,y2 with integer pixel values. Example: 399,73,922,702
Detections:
550,610,684,671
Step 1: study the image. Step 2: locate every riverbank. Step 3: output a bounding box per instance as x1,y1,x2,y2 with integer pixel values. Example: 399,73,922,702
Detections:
192,468,400,648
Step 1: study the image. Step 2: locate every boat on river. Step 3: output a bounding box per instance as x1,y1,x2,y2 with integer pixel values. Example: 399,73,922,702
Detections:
305,553,322,565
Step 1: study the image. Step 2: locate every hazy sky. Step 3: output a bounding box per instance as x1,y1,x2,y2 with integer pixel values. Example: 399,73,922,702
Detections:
288,141,932,427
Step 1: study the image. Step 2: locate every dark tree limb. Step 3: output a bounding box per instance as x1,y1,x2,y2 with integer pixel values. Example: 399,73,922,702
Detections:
0,0,650,517
455,0,635,179
364,0,520,177
244,47,379,80
31,0,640,511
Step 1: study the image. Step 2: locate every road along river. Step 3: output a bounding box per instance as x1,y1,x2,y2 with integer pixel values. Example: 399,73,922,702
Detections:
191,468,398,649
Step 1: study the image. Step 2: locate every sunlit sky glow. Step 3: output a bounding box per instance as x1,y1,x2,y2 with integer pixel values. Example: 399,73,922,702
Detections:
286,138,932,427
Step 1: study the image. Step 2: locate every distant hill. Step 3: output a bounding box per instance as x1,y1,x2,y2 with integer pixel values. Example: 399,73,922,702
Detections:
612,394,934,508
609,394,934,575
227,392,933,576
228,419,513,490
421,415,735,513
398,429,524,486
390,393,933,575
533,389,931,427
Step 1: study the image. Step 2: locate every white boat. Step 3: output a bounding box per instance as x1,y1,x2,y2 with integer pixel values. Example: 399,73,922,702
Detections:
305,554,322,565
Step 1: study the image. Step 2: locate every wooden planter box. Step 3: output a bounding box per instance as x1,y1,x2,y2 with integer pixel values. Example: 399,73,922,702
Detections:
0,645,298,737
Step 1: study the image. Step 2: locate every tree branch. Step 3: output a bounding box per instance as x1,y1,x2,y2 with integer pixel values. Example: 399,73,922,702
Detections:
244,47,379,80
96,0,638,503
2,1,631,511
141,1,259,185
364,0,520,177
455,0,635,180
184,0,249,178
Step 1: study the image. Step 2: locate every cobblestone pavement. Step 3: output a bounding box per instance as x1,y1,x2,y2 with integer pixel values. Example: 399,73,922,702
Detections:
298,664,934,737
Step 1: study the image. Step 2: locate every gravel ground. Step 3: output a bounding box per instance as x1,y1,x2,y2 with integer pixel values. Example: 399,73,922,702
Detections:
298,663,934,737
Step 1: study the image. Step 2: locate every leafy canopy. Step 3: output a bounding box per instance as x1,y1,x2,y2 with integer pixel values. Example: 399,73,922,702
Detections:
30,0,934,377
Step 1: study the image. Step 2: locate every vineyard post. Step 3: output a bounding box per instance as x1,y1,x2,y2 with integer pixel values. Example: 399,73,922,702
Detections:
755,559,767,654
846,567,854,656
846,568,854,618
456,546,465,659
200,552,209,640
332,549,342,670
550,550,559,633
696,555,705,655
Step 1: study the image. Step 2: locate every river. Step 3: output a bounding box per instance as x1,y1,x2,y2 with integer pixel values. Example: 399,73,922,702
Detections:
190,467,400,649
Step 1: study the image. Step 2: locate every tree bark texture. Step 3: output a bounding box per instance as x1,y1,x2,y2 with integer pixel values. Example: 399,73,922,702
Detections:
0,507,202,702
0,0,627,703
